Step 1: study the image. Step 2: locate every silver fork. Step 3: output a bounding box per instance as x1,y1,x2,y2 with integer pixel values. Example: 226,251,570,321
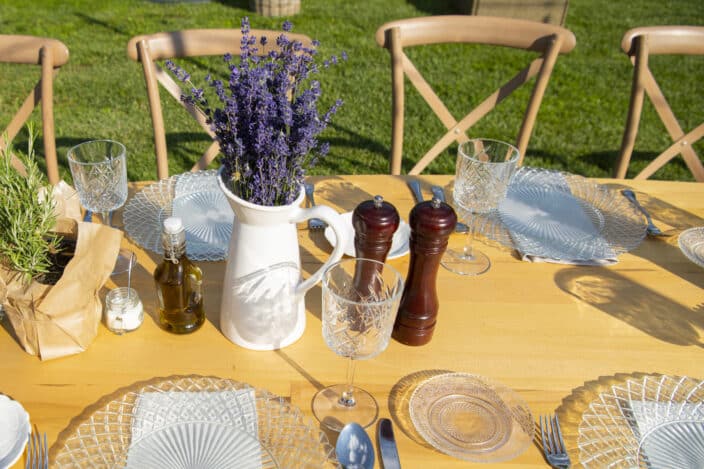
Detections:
540,414,570,468
26,431,48,469
304,183,326,230
430,185,469,233
621,189,666,236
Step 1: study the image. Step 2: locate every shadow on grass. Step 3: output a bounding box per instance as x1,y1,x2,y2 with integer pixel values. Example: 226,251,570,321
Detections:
213,0,249,8
317,122,390,174
74,12,131,37
581,149,699,181
406,0,463,15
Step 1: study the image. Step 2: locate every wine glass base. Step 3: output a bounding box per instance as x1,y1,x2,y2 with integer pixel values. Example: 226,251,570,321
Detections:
312,384,379,432
441,247,491,275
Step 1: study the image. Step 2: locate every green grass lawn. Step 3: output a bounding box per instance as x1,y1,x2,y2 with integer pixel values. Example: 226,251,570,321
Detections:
1,0,703,182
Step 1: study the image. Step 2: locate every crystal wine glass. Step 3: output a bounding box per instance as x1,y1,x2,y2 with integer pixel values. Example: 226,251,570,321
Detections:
441,139,519,275
67,140,127,226
312,258,403,431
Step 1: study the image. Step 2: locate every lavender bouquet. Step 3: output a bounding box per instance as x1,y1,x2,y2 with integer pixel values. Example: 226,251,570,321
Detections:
167,17,343,206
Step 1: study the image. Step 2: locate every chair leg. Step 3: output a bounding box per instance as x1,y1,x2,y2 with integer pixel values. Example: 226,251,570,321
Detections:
615,36,647,179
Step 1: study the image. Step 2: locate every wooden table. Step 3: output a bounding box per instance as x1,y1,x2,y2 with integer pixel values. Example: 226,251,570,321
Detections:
2,175,703,468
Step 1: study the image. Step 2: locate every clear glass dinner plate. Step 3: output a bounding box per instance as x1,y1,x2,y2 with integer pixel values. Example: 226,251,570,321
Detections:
409,372,533,463
678,227,704,268
126,421,277,468
54,375,336,468
324,211,411,259
578,374,704,468
123,170,234,261
0,394,30,468
637,420,704,468
473,167,647,260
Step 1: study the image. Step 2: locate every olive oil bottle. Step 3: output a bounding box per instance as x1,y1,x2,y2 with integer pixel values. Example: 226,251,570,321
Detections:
153,217,204,333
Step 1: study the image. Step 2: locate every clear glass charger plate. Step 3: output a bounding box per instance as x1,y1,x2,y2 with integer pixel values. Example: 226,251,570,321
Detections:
678,227,704,268
409,372,534,463
471,167,647,261
123,170,234,261
578,374,704,468
54,375,336,468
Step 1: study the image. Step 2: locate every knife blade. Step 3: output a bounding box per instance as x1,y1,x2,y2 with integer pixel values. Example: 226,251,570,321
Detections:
430,185,469,233
377,418,401,469
407,180,424,204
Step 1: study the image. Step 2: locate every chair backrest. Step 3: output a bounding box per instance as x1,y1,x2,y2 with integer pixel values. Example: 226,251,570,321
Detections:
126,28,313,180
375,15,576,175
0,35,69,185
614,26,704,181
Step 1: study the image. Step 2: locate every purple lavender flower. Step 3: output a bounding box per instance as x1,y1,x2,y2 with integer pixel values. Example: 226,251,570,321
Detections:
168,17,344,206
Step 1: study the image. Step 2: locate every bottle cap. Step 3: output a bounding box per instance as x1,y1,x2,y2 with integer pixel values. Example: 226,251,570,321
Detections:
163,216,184,234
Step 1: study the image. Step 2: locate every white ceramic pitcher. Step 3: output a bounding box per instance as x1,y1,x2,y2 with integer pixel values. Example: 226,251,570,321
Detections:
217,168,346,350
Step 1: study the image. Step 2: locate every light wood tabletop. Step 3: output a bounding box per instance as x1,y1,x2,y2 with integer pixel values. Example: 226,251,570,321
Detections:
2,174,703,468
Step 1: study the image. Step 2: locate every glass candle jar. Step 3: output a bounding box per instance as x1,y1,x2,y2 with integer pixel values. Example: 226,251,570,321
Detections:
105,287,143,334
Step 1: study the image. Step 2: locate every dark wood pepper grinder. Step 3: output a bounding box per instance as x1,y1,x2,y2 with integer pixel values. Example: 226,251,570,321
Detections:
351,195,400,299
393,196,457,346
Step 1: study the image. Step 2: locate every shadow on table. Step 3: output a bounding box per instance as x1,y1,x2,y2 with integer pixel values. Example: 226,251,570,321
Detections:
554,268,704,347
602,182,704,287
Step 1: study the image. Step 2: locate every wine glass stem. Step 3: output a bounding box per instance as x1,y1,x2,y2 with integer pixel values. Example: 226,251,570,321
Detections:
101,211,112,227
462,213,475,260
339,357,357,407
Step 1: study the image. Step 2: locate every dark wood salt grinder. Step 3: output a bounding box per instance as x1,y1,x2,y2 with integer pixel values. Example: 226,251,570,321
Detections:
393,197,457,346
351,195,400,298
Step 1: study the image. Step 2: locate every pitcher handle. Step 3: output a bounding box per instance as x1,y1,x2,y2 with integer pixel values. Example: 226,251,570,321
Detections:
289,205,346,295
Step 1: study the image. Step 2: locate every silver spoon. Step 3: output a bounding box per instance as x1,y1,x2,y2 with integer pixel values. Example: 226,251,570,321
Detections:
336,422,374,469
621,189,668,237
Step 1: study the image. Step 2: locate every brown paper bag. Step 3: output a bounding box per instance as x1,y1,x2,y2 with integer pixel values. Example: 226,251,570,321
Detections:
0,183,123,359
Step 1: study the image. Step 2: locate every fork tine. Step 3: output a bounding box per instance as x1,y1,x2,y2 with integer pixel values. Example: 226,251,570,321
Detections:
540,415,548,452
28,431,36,469
540,414,571,468
32,431,39,469
548,414,559,453
25,432,30,469
553,414,567,453
43,432,48,469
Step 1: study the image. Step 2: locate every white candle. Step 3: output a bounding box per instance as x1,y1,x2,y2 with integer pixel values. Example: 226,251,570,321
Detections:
105,287,143,334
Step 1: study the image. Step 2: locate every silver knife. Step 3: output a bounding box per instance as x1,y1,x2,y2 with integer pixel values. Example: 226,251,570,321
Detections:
377,418,401,469
430,185,469,233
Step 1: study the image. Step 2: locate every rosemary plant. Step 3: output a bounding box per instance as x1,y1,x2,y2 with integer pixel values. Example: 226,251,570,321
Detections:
0,129,61,284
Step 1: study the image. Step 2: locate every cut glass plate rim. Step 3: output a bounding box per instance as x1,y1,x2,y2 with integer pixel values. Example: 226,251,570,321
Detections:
123,170,233,261
409,372,534,463
577,374,704,468
53,375,336,468
324,211,411,259
678,227,704,268
0,394,30,468
472,167,647,260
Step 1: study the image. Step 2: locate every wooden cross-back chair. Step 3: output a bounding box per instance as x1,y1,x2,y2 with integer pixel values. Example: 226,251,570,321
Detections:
0,35,69,185
375,16,576,175
127,28,313,180
614,26,704,181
